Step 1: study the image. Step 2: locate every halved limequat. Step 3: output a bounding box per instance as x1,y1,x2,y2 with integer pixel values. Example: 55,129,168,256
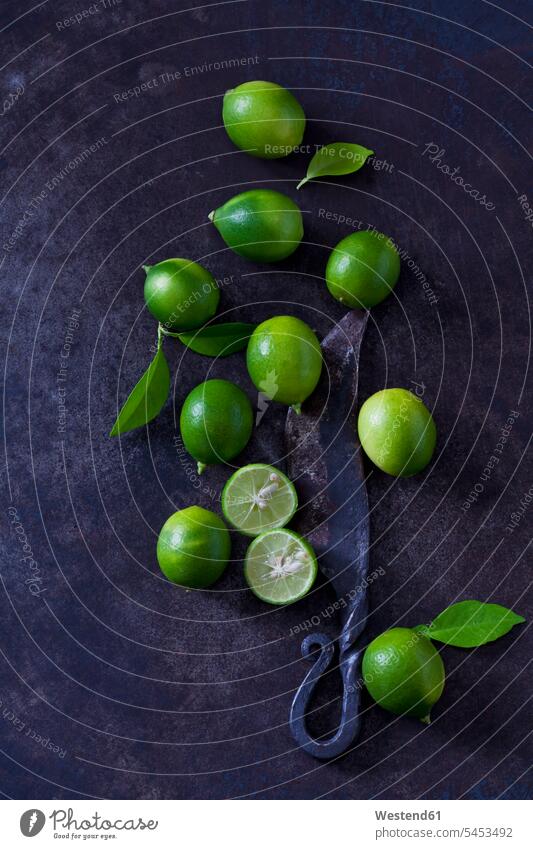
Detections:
222,463,298,537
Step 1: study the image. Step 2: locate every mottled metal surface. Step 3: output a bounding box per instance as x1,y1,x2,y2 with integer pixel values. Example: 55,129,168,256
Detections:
287,310,369,758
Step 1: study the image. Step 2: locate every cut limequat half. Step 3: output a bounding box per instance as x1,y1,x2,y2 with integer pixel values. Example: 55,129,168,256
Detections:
244,528,318,605
221,463,298,537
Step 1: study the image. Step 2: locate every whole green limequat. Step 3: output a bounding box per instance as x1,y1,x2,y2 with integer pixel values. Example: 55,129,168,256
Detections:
143,258,219,331
362,627,445,723
222,80,306,159
357,388,436,476
157,506,231,588
209,189,303,262
246,315,322,413
180,379,253,474
326,230,401,308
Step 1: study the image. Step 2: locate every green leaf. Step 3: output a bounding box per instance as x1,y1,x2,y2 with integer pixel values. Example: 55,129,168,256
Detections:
110,346,170,436
417,600,525,648
297,143,374,189
178,322,256,357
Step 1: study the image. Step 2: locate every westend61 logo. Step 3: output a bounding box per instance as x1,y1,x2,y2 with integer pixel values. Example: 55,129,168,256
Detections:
20,810,45,836
19,807,159,837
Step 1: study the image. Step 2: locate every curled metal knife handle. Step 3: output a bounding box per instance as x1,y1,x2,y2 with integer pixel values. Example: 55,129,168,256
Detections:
289,633,364,760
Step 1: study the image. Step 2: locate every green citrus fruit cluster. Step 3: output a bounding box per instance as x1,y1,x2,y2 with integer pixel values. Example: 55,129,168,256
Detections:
140,80,439,660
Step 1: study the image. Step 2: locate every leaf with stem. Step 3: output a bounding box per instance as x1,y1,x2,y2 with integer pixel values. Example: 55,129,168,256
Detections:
176,322,256,357
416,600,525,648
110,332,170,436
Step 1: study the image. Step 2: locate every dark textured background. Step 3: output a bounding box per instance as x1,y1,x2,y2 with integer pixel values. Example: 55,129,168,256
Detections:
0,0,531,800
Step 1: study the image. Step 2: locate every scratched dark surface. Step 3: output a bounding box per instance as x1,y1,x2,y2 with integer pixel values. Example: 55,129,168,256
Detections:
0,0,531,800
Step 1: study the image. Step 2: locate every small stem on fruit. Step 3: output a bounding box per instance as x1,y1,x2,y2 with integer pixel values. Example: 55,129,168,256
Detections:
208,211,215,222
197,461,207,475
296,178,308,190
142,265,151,274
159,325,182,338
420,714,431,725
291,403,302,415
